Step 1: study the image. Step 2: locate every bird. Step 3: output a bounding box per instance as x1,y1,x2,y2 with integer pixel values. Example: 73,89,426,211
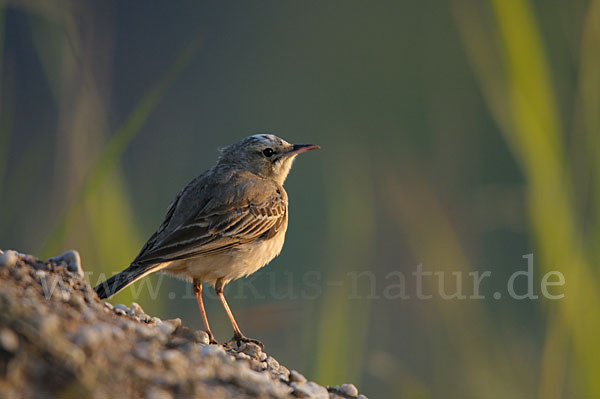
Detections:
94,134,319,348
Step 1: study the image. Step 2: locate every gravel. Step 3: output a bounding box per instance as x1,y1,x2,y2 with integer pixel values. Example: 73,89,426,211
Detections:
0,249,368,399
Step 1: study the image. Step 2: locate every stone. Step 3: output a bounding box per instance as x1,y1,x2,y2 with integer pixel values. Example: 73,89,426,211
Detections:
136,323,159,339
34,269,48,280
49,250,83,278
241,342,262,360
193,330,210,345
157,318,181,336
250,359,267,371
265,356,279,373
146,387,173,399
277,365,291,381
74,326,101,350
236,352,252,361
133,343,159,364
0,250,18,268
292,381,329,399
340,383,359,396
130,302,144,314
201,344,228,359
113,304,129,316
68,294,86,311
117,318,132,331
290,369,307,384
161,349,187,367
38,314,60,336
0,328,19,352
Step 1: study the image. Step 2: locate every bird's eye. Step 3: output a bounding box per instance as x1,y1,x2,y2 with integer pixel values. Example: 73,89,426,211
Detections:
262,148,275,157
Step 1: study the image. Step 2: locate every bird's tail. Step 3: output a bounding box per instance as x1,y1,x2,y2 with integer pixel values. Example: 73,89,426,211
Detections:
94,266,152,299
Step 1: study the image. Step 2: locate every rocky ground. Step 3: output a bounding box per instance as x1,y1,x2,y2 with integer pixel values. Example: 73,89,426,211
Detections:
0,249,367,399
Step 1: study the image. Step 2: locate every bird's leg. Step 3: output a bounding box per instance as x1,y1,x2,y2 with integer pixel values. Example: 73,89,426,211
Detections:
193,279,218,344
215,279,264,349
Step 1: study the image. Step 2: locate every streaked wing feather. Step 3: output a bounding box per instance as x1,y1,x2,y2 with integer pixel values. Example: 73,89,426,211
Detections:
133,191,286,265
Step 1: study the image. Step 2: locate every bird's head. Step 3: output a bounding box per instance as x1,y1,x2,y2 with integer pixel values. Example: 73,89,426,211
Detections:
218,134,319,185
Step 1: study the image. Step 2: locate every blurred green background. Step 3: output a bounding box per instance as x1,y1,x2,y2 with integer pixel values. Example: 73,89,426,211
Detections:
1,1,599,398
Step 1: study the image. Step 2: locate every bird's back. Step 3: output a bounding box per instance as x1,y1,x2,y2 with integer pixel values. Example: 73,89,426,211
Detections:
131,165,287,265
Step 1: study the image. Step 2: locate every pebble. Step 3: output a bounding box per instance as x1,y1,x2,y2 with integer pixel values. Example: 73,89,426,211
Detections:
0,250,18,268
136,323,159,339
157,318,181,336
34,270,48,280
232,366,277,394
289,369,307,384
340,383,359,397
133,343,159,364
49,250,84,278
201,344,228,359
38,314,60,336
292,381,329,399
265,356,279,372
277,365,290,381
74,326,101,350
80,309,96,323
146,387,173,399
68,294,86,311
240,342,262,360
193,330,210,345
251,359,267,371
130,302,145,316
20,253,38,265
117,318,136,333
113,304,129,316
161,349,187,367
109,325,125,340
0,328,19,352
236,352,251,361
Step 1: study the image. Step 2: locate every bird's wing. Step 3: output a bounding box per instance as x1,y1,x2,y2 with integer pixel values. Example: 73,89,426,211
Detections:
131,178,287,266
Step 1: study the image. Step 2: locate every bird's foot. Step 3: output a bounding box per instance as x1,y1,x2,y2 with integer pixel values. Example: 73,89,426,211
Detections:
223,334,264,350
197,330,219,345
207,331,219,345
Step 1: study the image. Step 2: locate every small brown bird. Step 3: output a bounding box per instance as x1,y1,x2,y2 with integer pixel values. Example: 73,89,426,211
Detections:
94,134,319,347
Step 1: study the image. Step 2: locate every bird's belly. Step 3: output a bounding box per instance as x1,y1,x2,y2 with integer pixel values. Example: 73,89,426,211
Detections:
163,229,286,285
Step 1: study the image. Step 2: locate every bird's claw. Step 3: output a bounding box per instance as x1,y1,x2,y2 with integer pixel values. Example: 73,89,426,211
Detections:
223,334,264,350
206,331,219,345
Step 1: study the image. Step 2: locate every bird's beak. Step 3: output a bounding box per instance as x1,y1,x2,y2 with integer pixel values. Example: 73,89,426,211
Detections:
286,144,320,157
